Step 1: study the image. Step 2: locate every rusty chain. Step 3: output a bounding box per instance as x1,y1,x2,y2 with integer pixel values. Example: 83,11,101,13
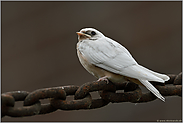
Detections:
1,72,182,118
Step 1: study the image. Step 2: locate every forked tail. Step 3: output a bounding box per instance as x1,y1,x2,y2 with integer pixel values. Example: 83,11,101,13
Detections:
139,79,165,102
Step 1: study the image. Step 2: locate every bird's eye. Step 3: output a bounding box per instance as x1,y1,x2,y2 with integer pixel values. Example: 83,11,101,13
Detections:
91,31,96,35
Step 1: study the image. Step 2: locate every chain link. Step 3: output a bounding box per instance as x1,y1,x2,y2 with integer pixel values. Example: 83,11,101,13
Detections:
1,72,182,118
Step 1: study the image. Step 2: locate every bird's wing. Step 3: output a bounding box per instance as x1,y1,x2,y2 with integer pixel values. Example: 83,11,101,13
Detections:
79,37,165,82
79,37,137,74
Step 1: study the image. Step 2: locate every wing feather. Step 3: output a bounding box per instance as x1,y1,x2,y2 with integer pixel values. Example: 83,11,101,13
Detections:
78,37,165,81
79,37,137,73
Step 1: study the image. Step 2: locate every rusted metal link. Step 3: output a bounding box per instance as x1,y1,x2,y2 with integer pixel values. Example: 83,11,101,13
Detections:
63,83,110,109
24,87,66,106
1,94,15,117
156,85,182,97
1,72,182,118
50,86,92,110
4,91,29,101
75,80,116,99
24,86,79,114
51,94,92,110
2,91,30,116
2,94,15,107
2,91,41,117
62,85,80,95
99,83,142,103
40,85,81,113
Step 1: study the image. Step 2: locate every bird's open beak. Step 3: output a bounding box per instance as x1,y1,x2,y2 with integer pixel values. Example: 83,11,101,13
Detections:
76,32,84,36
76,32,91,38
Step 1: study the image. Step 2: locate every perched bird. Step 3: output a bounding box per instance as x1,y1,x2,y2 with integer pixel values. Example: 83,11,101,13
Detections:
76,28,170,102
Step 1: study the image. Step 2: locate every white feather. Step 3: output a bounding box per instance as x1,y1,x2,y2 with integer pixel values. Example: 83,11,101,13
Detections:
137,65,170,81
139,79,165,102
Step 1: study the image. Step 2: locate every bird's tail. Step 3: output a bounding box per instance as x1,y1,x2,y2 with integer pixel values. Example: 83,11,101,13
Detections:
138,65,170,82
139,79,165,102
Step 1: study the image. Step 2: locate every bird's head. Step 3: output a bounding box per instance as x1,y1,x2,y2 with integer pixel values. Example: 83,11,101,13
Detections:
76,28,105,42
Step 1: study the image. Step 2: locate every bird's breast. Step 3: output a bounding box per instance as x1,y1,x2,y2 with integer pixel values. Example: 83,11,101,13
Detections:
77,49,101,78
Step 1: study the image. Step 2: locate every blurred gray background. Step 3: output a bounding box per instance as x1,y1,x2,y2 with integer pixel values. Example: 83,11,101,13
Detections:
2,1,181,122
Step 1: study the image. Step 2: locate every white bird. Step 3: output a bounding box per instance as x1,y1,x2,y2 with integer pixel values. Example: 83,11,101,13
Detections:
76,28,170,102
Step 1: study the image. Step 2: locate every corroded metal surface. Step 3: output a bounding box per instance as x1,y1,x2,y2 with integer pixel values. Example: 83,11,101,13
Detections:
1,72,182,118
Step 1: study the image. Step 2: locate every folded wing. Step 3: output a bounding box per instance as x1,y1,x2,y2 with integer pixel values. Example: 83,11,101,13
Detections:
79,37,169,82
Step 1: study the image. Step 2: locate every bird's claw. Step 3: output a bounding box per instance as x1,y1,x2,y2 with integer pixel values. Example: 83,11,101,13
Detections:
97,76,109,84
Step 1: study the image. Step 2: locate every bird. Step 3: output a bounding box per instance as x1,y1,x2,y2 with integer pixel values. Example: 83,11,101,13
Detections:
76,27,170,102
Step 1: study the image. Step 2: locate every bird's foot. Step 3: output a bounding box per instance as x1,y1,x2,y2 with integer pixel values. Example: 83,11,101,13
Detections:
97,76,109,84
